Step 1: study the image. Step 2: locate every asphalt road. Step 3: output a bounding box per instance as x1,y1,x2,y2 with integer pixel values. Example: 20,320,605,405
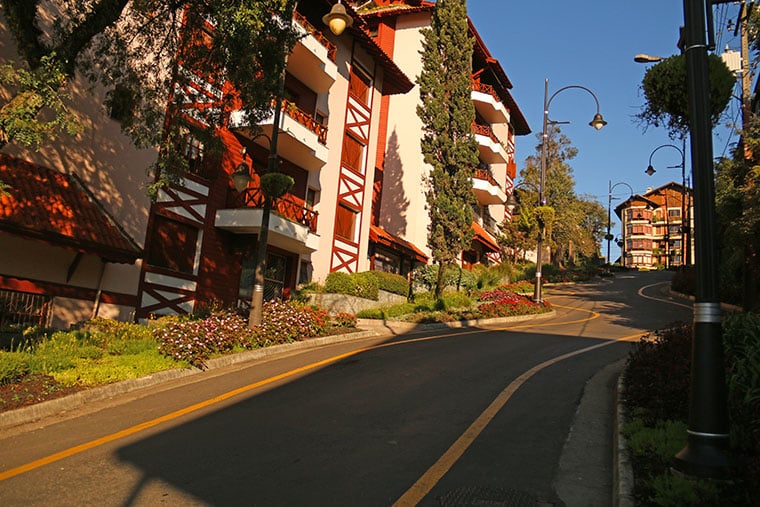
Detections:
0,271,692,506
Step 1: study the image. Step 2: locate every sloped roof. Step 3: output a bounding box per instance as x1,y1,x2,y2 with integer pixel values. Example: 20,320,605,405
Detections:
356,1,531,135
370,224,428,262
0,155,141,264
472,221,500,252
341,2,415,95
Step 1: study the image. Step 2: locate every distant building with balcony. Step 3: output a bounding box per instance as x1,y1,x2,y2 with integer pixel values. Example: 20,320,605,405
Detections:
614,182,694,270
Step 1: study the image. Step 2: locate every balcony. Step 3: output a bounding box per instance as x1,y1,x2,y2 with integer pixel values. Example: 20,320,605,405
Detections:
472,122,509,164
471,80,509,125
472,168,506,205
230,99,328,171
215,188,320,254
290,12,338,94
472,206,500,237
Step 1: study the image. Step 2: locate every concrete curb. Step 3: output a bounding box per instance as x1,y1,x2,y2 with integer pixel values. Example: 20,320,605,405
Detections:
0,310,555,431
357,309,556,335
613,373,636,507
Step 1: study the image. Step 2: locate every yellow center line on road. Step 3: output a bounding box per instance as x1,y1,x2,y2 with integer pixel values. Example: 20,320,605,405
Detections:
0,300,616,483
0,349,372,482
392,329,644,507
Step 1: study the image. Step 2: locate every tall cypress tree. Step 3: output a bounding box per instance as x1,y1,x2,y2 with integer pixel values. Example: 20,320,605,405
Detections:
417,0,479,298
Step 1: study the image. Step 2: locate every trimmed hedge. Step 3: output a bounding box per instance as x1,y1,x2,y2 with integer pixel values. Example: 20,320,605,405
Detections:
324,271,379,300
413,264,477,292
367,270,409,296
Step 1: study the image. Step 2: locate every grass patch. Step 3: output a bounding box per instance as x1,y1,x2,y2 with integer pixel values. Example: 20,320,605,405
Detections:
52,351,184,386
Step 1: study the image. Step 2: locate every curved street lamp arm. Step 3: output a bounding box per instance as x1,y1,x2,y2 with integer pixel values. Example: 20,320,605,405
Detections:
610,181,634,199
547,84,603,116
647,143,685,167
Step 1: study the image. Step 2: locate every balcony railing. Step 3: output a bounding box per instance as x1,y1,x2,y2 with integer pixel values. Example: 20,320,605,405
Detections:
293,11,338,62
230,187,318,233
472,207,499,236
474,168,499,188
279,98,328,145
471,79,501,103
472,122,500,145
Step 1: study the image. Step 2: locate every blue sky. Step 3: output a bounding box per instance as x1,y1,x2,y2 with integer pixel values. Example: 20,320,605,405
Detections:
467,1,746,261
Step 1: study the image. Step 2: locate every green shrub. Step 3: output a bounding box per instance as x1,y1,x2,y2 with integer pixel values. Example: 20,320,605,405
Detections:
722,313,760,455
108,337,159,356
413,264,477,292
472,263,512,289
0,351,31,384
355,308,384,319
52,351,180,386
367,270,409,296
649,471,721,507
356,303,418,320
331,312,357,328
623,324,692,423
437,291,474,311
623,417,687,461
324,271,379,300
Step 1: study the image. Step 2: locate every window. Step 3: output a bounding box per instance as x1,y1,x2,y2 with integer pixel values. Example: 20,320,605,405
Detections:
0,290,51,328
147,215,199,274
179,128,205,174
306,187,319,210
298,260,313,285
630,225,649,235
668,209,681,217
335,203,358,241
630,239,652,250
349,64,372,105
106,85,136,123
342,133,365,173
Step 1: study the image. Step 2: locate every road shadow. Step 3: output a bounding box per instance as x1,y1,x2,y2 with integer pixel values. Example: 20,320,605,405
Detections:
114,323,630,506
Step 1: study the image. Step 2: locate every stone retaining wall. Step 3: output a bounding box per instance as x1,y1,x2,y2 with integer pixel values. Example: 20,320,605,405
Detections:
306,290,407,315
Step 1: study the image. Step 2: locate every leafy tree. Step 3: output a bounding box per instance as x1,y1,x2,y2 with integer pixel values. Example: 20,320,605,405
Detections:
0,0,298,177
517,125,605,267
499,188,538,262
636,53,734,138
715,120,760,310
417,0,479,298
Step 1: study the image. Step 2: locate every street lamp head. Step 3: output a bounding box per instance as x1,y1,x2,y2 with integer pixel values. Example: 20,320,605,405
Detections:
505,193,519,213
231,162,252,192
634,53,664,63
589,112,607,130
323,1,353,36
645,165,656,176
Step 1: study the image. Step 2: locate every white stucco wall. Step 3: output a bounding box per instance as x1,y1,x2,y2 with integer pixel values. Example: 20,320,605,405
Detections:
378,12,432,259
0,9,159,323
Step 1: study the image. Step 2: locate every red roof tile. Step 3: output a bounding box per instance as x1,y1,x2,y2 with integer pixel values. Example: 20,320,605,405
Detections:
472,221,500,252
370,224,428,262
0,154,141,264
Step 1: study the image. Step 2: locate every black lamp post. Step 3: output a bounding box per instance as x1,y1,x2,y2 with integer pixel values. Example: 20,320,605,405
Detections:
534,79,606,304
674,0,731,477
645,142,689,268
606,181,633,266
235,1,352,328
